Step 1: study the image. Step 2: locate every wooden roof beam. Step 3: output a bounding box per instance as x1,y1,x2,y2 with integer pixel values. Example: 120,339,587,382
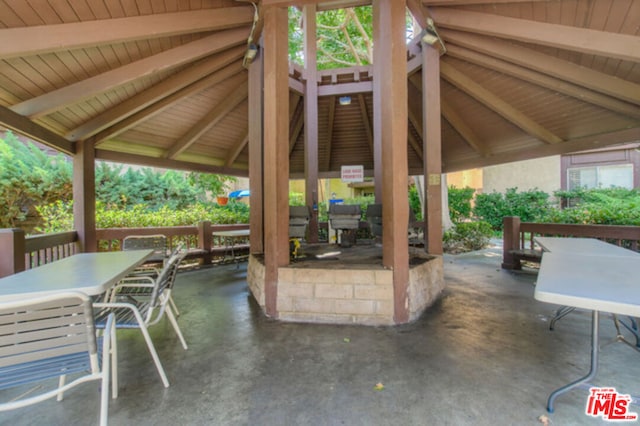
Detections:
441,30,640,106
11,28,249,118
289,104,305,155
446,45,640,120
165,80,248,159
357,94,374,155
225,132,249,167
440,61,563,144
93,62,246,145
0,7,254,60
67,46,245,141
0,105,74,154
407,126,424,161
323,96,336,171
430,8,640,62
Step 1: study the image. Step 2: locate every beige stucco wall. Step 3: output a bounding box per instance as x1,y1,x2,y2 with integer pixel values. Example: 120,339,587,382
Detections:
482,156,561,195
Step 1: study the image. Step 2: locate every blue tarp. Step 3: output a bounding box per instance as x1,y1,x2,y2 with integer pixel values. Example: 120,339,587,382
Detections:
229,189,250,198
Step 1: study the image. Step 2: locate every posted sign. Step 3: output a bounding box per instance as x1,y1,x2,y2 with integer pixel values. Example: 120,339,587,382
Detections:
341,165,364,183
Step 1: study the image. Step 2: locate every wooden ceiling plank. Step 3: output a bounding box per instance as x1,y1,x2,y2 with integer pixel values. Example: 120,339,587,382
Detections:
423,0,558,4
0,7,254,59
289,103,304,155
357,94,374,155
66,46,245,141
225,131,249,167
94,62,246,144
165,80,248,159
406,127,424,161
0,105,74,154
446,44,640,120
442,30,640,106
323,96,336,171
10,28,249,118
430,7,640,62
440,61,564,145
441,99,487,156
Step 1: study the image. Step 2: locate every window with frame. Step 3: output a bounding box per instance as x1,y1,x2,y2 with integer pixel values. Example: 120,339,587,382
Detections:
567,164,634,190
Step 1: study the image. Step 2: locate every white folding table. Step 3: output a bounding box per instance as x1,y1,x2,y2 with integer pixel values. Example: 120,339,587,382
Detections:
0,250,153,302
535,248,640,412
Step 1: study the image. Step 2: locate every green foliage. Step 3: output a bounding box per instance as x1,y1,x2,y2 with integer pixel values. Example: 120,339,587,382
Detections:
187,172,236,198
289,192,305,206
408,185,422,221
443,221,493,253
448,186,475,222
473,188,551,230
0,131,72,228
540,188,640,226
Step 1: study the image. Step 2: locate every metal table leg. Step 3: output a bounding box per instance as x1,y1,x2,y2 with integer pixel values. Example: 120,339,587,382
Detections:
550,306,576,330
547,310,599,413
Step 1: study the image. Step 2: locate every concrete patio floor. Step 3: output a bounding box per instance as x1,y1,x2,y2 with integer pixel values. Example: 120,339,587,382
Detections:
2,242,638,425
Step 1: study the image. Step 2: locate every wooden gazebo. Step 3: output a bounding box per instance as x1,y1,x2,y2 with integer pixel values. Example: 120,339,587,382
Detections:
1,0,638,324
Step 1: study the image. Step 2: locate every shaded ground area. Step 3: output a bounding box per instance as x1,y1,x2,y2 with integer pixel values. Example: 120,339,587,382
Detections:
2,242,638,425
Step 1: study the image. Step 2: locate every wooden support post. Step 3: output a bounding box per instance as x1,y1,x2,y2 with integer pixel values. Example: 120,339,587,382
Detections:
422,41,443,255
73,138,97,253
502,216,522,270
0,228,26,278
197,221,213,265
304,5,319,243
249,42,264,254
262,6,290,317
374,0,409,324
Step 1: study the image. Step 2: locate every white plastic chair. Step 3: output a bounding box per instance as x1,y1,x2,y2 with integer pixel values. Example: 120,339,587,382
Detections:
94,248,188,388
0,292,116,426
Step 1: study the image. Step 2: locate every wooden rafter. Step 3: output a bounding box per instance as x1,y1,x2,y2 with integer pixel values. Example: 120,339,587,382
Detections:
446,45,640,120
357,94,374,155
0,105,74,154
94,63,246,145
225,131,249,167
165,80,248,159
10,29,248,118
67,46,245,141
0,8,253,60
430,8,640,62
323,96,336,171
289,108,305,155
440,61,564,144
406,126,424,161
318,81,372,96
442,30,640,106
445,127,640,173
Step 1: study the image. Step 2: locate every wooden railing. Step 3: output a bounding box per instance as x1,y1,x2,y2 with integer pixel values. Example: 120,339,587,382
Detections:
502,216,640,270
0,222,250,278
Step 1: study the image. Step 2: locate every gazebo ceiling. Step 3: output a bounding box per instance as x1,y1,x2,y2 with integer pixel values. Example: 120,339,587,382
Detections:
0,0,638,177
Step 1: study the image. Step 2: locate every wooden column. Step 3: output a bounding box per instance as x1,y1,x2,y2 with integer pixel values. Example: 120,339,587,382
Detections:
0,228,25,278
303,5,319,243
249,44,264,254
374,0,409,323
422,42,443,255
73,138,96,253
262,6,290,317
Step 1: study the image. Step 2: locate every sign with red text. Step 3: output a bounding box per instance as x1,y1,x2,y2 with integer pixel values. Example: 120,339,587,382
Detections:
341,165,364,183
586,387,638,422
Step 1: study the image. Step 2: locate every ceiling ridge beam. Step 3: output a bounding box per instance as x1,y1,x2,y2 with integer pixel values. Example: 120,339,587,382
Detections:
446,44,640,120
93,62,246,145
0,105,74,154
430,7,640,62
225,131,249,167
0,7,253,60
67,46,245,141
10,28,249,118
440,60,564,144
165,80,248,159
441,30,640,106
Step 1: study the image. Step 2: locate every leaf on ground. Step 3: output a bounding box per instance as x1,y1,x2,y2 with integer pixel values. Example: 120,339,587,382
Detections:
343,338,350,343
537,414,550,426
374,382,384,391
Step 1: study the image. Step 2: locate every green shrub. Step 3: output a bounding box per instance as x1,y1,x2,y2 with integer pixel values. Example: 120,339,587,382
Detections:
448,186,475,222
473,188,551,230
443,221,493,253
541,188,640,225
408,185,422,220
